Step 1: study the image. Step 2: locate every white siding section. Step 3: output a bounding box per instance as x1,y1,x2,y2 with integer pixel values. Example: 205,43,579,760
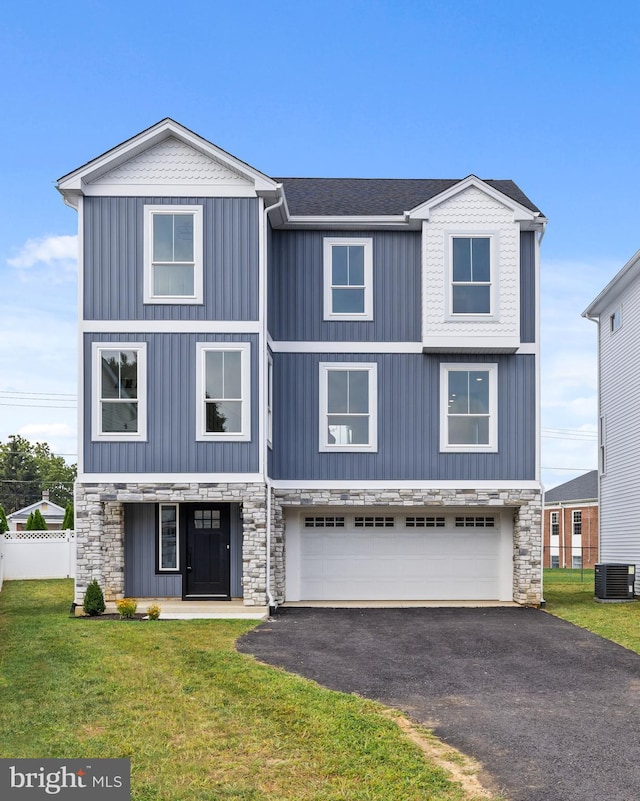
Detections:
423,186,520,349
598,274,640,575
89,137,253,186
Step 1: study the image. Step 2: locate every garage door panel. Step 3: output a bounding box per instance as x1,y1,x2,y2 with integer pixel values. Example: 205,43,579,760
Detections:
295,515,507,601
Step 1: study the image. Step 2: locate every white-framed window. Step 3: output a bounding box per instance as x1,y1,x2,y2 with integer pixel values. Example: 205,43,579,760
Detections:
267,353,273,448
610,306,622,333
599,415,606,474
323,238,373,320
450,236,492,315
158,504,179,572
550,511,559,537
440,363,497,452
551,555,560,568
144,205,203,304
319,362,378,452
92,342,147,441
572,510,582,537
196,342,251,441
572,554,583,569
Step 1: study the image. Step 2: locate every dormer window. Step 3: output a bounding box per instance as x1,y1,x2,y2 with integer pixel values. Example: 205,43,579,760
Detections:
451,236,491,315
144,205,203,304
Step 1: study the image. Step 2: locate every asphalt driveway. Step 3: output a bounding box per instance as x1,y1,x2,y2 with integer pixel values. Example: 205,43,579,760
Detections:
238,608,640,801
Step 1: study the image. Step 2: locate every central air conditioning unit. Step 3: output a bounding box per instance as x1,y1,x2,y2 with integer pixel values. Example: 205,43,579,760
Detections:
595,563,636,600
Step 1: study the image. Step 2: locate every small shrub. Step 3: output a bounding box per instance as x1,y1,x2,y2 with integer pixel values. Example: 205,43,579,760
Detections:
147,604,161,621
83,580,106,616
116,598,138,619
0,505,8,534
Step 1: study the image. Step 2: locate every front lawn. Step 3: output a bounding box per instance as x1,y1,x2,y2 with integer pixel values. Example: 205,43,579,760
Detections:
0,581,489,801
543,568,640,654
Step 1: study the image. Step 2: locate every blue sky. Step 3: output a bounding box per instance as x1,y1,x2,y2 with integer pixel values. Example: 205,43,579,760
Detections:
2,0,639,487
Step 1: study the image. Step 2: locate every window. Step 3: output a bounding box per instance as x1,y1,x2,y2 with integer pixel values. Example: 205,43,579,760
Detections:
551,555,560,568
92,343,147,441
572,554,583,569
355,516,394,528
550,511,559,537
158,504,179,572
304,516,345,528
572,510,582,537
196,343,251,441
440,364,497,452
267,354,273,448
455,516,495,528
610,306,622,333
406,516,445,527
144,205,203,303
600,416,606,474
323,238,373,320
319,363,378,452
451,237,491,314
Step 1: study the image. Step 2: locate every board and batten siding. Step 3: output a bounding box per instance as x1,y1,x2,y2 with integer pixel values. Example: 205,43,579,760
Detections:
124,502,243,597
520,231,536,343
83,197,259,321
268,229,421,341
270,352,535,481
84,333,259,474
598,278,640,568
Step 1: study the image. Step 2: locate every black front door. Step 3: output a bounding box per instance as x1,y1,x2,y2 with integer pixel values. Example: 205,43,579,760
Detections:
184,505,230,599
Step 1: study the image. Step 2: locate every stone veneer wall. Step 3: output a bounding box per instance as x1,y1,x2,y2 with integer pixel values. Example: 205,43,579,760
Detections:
272,487,543,605
74,482,268,606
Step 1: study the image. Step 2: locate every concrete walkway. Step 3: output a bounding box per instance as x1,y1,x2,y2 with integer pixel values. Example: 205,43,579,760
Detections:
239,607,640,801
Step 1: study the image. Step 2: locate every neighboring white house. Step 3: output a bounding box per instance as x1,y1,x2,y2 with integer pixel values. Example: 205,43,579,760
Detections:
6,491,67,531
583,249,640,591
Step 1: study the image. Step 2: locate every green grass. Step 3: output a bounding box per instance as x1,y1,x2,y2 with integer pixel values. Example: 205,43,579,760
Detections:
0,580,487,801
544,568,640,654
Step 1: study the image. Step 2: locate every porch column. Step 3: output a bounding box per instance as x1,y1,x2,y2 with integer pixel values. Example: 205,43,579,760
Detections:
513,491,543,605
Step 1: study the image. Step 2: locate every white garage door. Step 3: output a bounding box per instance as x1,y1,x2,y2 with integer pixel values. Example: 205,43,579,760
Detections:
287,511,511,602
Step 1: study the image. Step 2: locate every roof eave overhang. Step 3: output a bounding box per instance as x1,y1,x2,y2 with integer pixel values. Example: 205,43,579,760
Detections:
583,249,640,320
268,213,417,231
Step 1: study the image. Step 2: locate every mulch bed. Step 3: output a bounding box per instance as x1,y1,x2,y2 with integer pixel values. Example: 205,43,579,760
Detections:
74,613,149,620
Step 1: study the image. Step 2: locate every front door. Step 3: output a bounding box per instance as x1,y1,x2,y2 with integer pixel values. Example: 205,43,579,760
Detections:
184,505,230,599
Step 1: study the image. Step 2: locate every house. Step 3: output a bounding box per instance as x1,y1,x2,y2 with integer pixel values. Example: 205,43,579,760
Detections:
544,470,598,569
7,491,67,531
56,119,547,608
584,249,640,590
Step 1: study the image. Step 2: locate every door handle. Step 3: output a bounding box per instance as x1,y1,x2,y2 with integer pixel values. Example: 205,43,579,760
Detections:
186,565,193,572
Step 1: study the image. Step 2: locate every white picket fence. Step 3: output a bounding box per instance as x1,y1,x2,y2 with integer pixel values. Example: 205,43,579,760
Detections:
0,530,76,588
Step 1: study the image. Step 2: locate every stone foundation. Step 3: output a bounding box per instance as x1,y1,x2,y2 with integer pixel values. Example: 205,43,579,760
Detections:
75,482,542,607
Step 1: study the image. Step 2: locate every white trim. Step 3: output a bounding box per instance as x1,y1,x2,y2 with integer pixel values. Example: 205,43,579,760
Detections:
319,362,378,453
83,184,258,198
270,341,422,353
91,342,148,442
195,342,251,441
267,353,273,448
82,320,261,334
516,343,538,355
143,205,203,304
78,473,264,483
158,503,180,572
534,229,542,484
439,363,498,453
77,196,85,475
272,479,541,490
422,336,520,353
323,238,373,321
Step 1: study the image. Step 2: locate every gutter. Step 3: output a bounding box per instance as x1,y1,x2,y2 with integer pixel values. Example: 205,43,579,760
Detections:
262,190,284,614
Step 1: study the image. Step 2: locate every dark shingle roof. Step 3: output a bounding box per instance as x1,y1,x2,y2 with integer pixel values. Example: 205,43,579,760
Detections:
276,177,542,217
545,470,598,503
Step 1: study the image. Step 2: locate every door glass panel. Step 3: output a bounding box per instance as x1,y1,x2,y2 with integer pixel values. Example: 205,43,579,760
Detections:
193,509,221,529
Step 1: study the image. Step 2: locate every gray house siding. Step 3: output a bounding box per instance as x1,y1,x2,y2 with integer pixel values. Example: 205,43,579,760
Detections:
268,229,421,341
83,197,259,321
520,231,536,343
84,332,259,474
270,352,535,481
124,502,243,597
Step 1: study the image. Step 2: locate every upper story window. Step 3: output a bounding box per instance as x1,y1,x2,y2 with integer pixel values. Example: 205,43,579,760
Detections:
144,205,203,304
572,510,582,537
610,306,622,333
323,238,373,320
451,236,491,315
92,342,147,441
196,342,251,441
319,362,377,452
440,363,497,452
550,511,559,537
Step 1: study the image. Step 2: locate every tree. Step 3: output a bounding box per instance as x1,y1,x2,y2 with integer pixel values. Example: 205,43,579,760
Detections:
0,505,8,534
25,509,47,530
0,435,76,513
62,503,74,530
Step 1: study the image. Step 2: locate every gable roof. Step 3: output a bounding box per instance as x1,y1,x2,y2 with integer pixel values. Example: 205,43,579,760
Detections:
545,470,598,504
583,249,640,319
7,497,66,522
277,177,542,217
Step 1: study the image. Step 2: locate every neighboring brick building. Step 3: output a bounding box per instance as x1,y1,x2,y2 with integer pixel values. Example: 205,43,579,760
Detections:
544,471,598,568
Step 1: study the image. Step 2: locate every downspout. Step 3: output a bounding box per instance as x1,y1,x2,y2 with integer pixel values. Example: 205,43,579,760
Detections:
262,190,284,614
